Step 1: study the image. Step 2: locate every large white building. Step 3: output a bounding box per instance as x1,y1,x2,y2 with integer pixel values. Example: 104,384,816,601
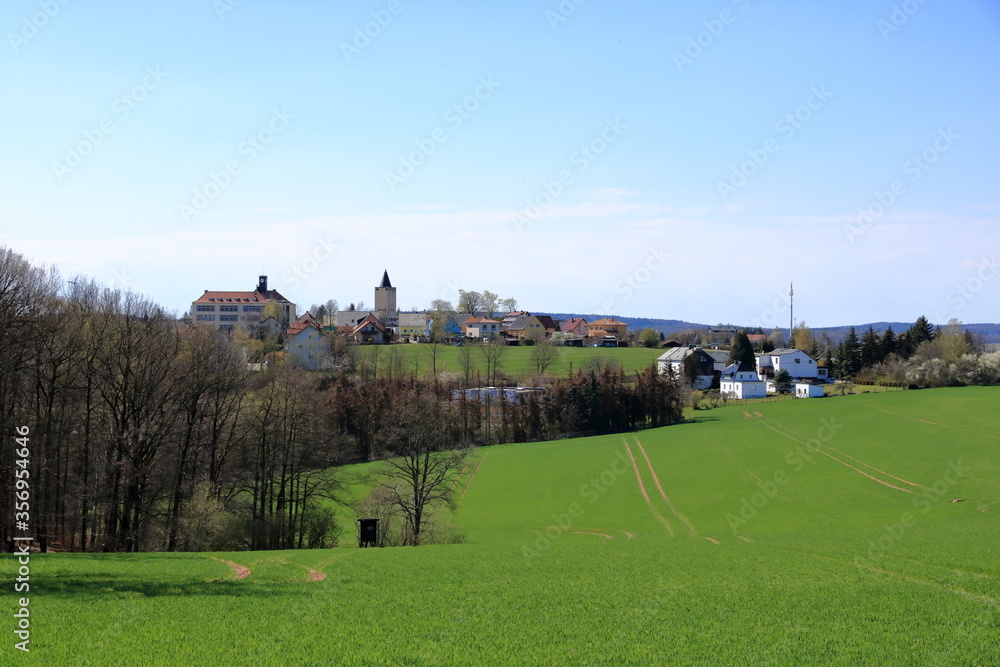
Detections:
756,348,825,381
191,275,296,334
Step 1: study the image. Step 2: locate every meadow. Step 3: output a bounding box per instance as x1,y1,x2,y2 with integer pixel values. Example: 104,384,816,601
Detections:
8,387,1000,665
359,343,663,381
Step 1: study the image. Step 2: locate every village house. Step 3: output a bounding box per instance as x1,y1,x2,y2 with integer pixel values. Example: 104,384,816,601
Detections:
586,317,628,341
350,313,390,344
503,313,546,341
561,317,588,338
284,321,331,371
464,316,501,340
720,362,767,399
756,348,827,381
657,346,717,389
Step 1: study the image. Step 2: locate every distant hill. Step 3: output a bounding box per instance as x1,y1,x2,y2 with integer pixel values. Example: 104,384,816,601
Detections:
537,314,1000,344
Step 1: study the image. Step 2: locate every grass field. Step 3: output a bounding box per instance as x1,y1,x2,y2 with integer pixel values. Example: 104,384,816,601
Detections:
9,388,1000,664
361,343,663,381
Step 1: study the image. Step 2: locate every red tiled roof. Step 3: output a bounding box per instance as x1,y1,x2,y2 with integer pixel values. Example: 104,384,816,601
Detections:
352,313,386,334
193,290,266,304
562,317,587,332
589,317,625,326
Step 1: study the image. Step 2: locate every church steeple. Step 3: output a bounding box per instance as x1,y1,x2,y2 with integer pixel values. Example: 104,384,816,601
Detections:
379,270,392,289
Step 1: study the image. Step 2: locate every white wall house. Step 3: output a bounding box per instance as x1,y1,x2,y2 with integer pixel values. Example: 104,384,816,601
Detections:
757,348,820,380
795,383,824,398
720,363,767,399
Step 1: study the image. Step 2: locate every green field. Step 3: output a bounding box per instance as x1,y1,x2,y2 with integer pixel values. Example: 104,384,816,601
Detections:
362,343,663,381
9,388,1000,664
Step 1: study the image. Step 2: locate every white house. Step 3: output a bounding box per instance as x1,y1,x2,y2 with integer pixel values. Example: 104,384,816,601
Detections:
795,383,824,398
720,363,767,399
757,348,820,381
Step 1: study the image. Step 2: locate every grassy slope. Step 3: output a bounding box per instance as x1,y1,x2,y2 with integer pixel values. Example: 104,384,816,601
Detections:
364,344,663,381
12,388,1000,665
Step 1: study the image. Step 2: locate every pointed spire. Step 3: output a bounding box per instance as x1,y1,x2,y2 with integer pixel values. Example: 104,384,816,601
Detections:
379,270,392,289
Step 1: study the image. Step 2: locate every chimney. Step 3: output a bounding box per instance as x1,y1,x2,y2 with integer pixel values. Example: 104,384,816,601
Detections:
258,275,268,293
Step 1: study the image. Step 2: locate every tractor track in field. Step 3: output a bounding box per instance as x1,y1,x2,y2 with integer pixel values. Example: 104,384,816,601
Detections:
760,420,913,494
570,531,612,540
450,459,472,492
268,557,327,582
623,438,674,536
769,421,927,490
634,438,698,536
462,459,483,495
868,405,1000,442
210,557,251,581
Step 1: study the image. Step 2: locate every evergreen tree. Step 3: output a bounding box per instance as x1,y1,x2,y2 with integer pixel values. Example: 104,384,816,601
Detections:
838,327,861,377
860,325,882,369
728,331,756,368
774,369,793,394
908,315,935,346
881,325,897,359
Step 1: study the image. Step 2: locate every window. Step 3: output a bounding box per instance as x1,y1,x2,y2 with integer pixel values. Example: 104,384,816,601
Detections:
220,315,238,322
196,314,215,321
220,305,238,312
243,305,263,312
196,305,215,312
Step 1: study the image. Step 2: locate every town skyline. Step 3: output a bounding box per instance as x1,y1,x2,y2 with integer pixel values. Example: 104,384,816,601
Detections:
3,1,998,327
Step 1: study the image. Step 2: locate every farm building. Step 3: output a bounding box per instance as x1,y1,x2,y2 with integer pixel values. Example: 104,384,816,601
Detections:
795,383,824,398
720,362,767,399
657,346,717,389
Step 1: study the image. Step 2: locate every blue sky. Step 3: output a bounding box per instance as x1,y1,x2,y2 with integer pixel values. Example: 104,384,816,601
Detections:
2,0,998,327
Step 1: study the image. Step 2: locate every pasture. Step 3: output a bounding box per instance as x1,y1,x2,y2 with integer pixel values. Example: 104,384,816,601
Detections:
359,343,663,381
8,387,1000,665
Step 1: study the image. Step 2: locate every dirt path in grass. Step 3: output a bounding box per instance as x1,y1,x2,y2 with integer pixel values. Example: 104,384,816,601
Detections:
462,459,483,495
450,459,472,492
761,421,913,494
634,438,698,536
704,537,720,544
268,556,327,582
570,531,612,539
624,438,674,536
211,557,250,580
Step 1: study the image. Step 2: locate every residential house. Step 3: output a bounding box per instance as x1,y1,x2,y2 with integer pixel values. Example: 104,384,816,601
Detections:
284,322,331,371
756,348,821,381
191,275,296,334
587,317,628,340
657,346,717,389
504,313,546,341
397,312,428,340
720,362,767,399
703,350,730,374
535,315,560,335
464,316,502,340
561,318,588,338
350,313,390,344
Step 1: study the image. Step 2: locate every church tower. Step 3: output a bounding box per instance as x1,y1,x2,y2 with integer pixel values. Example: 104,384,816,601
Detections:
374,270,398,327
